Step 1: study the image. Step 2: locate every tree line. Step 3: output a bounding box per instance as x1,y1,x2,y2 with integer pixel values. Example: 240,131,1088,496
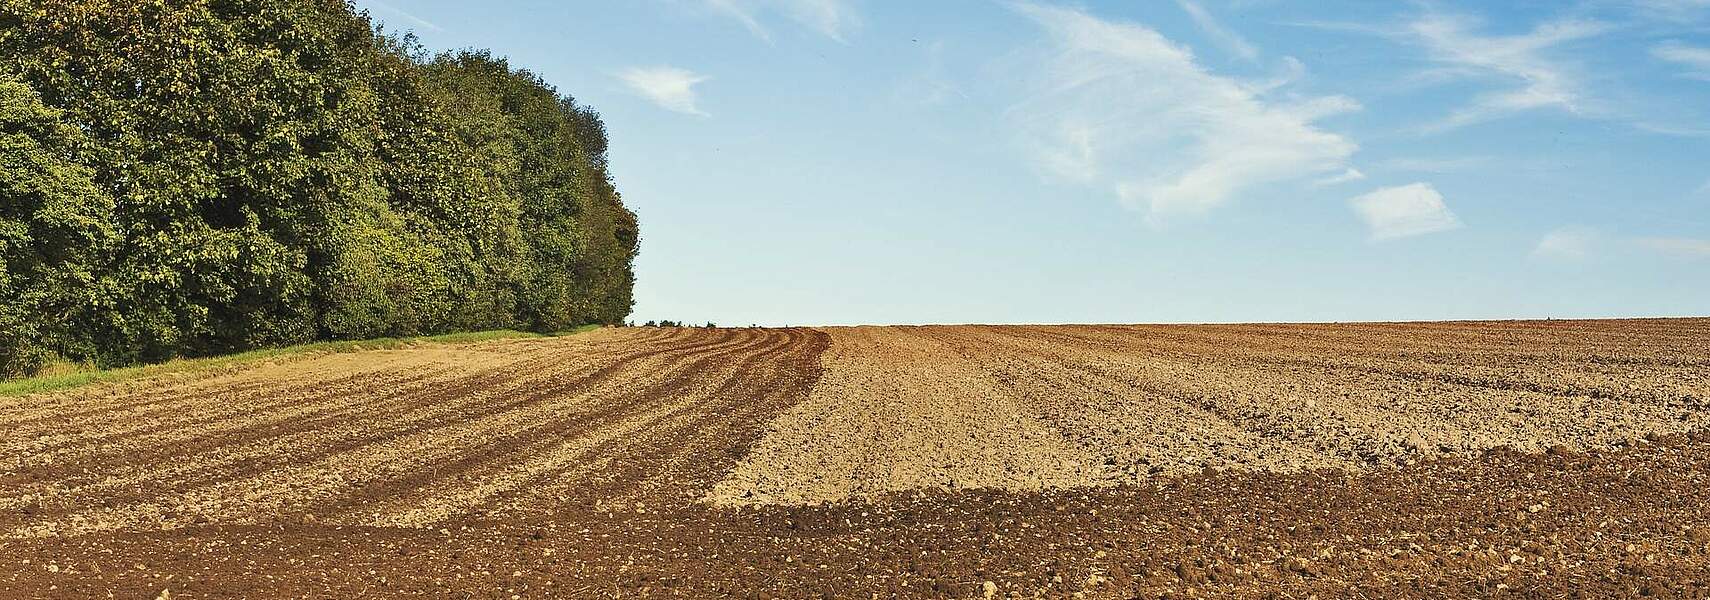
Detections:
0,0,638,377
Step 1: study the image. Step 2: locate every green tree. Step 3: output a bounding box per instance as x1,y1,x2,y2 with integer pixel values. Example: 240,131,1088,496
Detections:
0,73,116,374
0,0,637,378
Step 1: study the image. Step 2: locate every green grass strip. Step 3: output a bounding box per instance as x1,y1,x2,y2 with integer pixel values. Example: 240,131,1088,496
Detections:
0,325,601,398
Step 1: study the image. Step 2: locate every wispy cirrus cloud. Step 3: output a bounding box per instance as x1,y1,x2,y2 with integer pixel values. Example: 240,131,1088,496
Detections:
1349,183,1462,241
704,0,859,43
1528,228,1710,261
1630,0,1710,22
1176,0,1259,63
1532,226,1601,260
617,66,711,116
893,40,968,107
1376,156,1496,173
1006,2,1358,222
1313,168,1366,187
1653,41,1710,79
1638,237,1710,257
1402,13,1607,131
365,0,444,33
1293,6,1710,135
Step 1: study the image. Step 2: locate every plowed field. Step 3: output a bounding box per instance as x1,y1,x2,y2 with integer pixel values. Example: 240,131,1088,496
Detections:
3,319,1709,598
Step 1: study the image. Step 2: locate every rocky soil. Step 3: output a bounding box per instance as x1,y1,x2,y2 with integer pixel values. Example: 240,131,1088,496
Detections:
1,319,1707,598
714,321,1710,505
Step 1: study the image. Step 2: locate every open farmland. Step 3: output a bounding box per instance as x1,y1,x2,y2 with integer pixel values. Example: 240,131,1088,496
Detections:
3,319,1710,598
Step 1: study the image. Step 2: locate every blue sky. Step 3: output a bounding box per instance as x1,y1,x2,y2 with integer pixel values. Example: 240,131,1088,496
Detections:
356,0,1710,325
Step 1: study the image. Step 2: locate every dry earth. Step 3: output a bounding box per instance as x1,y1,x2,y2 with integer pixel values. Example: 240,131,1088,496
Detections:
713,322,1710,505
2,319,1708,598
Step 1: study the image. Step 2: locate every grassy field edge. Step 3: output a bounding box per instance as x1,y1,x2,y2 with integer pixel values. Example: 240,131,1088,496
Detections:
0,325,602,398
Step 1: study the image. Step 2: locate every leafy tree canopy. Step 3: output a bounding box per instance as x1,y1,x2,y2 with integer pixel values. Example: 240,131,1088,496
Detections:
0,0,638,377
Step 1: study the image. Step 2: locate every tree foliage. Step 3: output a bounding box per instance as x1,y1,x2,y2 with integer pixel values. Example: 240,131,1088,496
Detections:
0,0,637,377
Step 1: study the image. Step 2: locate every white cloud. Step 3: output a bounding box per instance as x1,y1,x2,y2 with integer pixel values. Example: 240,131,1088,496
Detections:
1348,183,1462,241
1377,156,1495,173
1632,0,1710,22
1636,0,1710,9
1400,13,1607,131
1635,122,1710,137
1244,56,1306,94
1296,8,1710,135
1638,237,1710,257
705,0,858,42
1531,226,1600,260
1653,41,1710,79
893,40,968,107
1313,168,1366,186
1530,227,1710,261
617,66,711,116
1177,0,1259,62
1007,3,1358,221
1532,229,1710,261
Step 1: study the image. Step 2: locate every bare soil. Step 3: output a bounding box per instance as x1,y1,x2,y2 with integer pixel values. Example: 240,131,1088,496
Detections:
714,322,1710,505
2,319,1708,598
